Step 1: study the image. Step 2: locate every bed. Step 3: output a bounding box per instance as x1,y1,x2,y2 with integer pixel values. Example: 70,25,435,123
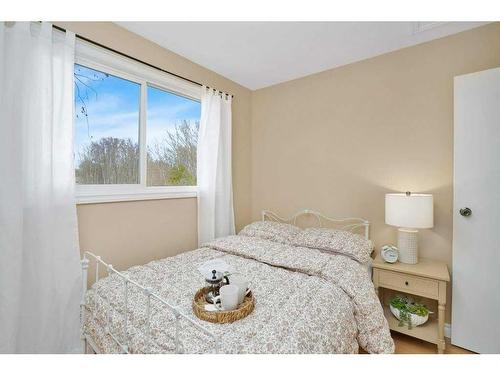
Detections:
80,210,394,354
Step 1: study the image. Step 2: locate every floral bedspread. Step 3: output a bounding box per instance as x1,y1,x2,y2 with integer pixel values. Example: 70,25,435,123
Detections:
83,235,394,354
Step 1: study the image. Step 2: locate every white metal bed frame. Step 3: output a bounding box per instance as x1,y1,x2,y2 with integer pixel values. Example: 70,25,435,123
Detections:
80,209,370,354
80,251,218,354
261,209,370,240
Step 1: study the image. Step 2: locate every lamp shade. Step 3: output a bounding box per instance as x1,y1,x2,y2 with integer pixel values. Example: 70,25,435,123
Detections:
385,193,433,229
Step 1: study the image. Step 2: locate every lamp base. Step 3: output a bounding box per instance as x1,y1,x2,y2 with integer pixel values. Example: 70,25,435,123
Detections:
397,228,419,264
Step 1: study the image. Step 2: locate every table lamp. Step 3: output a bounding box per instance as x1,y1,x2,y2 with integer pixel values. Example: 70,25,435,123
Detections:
385,192,433,264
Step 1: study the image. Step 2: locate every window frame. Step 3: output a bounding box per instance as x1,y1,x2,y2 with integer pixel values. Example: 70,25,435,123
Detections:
74,40,201,204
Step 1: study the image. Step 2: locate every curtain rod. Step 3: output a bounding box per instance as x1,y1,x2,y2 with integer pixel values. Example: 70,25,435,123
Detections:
52,24,234,98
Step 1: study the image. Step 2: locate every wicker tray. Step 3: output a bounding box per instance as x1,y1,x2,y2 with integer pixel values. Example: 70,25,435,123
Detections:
192,287,255,324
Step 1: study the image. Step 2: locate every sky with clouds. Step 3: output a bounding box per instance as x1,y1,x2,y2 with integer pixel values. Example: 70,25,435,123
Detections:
74,64,201,165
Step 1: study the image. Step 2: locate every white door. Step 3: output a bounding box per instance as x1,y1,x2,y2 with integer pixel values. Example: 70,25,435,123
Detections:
453,67,500,353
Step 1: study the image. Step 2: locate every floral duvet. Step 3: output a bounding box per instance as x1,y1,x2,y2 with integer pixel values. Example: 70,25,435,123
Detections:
83,235,394,354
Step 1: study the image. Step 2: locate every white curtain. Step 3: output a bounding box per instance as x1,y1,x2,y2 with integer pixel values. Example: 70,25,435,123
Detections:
197,87,235,245
0,22,81,353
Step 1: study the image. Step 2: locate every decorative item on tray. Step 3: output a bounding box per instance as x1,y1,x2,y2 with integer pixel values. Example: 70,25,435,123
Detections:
204,269,229,304
194,260,254,323
193,285,254,324
390,295,431,329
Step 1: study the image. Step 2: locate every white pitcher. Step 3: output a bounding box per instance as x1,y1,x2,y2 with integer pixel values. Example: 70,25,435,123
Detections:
218,284,239,311
230,274,250,304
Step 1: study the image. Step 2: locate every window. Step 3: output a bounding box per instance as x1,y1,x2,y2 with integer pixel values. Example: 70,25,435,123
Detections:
74,41,201,203
75,64,140,185
146,85,200,186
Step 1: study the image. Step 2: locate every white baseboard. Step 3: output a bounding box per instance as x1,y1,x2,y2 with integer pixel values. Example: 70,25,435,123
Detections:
444,323,451,339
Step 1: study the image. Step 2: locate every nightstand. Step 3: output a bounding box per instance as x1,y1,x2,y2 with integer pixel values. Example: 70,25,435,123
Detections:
372,255,450,353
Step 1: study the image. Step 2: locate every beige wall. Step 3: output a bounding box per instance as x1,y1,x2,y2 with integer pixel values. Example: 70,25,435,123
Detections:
54,22,252,268
76,198,197,271
251,23,500,323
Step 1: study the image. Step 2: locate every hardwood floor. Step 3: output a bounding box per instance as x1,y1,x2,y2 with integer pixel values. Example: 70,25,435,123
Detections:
359,332,474,354
391,332,474,354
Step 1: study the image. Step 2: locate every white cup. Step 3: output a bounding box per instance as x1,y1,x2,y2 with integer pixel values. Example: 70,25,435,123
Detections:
230,274,250,304
218,284,239,311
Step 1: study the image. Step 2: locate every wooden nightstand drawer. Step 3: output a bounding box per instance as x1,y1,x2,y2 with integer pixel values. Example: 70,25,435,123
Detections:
377,269,439,299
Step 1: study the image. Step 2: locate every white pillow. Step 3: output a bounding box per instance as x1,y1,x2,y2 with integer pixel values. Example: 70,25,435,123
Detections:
238,221,302,244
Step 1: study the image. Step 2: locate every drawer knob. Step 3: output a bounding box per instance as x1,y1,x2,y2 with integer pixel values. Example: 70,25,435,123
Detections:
405,281,409,286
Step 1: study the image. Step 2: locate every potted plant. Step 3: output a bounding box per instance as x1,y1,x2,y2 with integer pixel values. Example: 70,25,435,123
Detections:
390,296,430,329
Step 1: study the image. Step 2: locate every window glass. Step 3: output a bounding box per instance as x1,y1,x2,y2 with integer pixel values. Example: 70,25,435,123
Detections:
74,64,140,184
146,85,201,186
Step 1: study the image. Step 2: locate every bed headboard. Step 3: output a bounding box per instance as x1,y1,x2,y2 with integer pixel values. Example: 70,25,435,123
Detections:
261,209,370,240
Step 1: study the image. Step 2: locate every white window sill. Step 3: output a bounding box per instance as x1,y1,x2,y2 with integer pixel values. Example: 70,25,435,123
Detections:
75,185,197,204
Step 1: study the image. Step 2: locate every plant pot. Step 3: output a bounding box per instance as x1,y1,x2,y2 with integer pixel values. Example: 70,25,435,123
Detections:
390,304,429,327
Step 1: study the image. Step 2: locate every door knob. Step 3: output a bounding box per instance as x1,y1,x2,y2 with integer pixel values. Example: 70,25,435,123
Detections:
460,207,472,217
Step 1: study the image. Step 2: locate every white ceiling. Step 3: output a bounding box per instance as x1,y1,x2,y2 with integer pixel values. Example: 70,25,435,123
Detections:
117,22,487,90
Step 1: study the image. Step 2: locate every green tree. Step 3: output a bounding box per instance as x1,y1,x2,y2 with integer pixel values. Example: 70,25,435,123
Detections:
76,137,139,184
147,120,199,186
76,120,199,186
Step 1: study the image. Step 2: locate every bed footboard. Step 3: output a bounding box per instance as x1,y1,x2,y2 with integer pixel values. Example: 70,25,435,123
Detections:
80,251,218,354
